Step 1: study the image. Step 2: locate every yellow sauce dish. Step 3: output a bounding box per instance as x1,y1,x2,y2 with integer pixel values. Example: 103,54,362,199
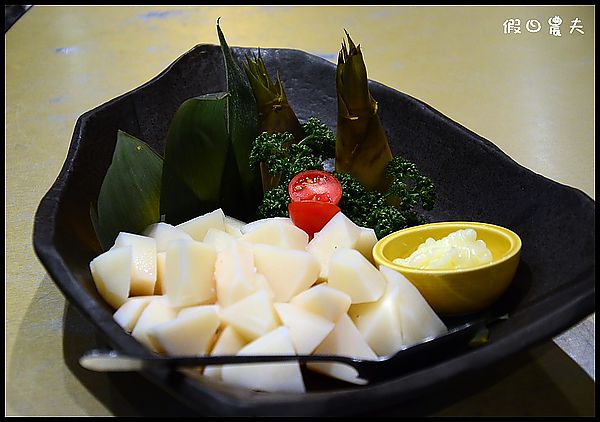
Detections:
372,222,522,315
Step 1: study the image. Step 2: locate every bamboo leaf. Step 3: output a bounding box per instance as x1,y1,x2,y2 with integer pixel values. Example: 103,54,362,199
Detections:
90,202,101,250
217,20,262,221
94,130,163,250
160,93,231,224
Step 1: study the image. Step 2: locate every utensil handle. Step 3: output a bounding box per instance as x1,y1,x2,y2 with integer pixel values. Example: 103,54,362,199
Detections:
79,350,370,372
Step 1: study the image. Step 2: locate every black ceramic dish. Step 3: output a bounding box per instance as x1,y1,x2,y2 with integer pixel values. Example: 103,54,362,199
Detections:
33,44,595,416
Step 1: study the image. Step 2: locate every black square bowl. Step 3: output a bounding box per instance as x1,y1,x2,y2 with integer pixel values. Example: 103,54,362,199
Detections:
33,44,595,416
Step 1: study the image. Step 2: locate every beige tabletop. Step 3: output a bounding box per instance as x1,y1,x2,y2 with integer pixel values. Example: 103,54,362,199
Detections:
5,5,595,416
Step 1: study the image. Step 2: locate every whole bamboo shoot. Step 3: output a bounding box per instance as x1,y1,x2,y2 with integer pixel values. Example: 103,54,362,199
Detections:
244,49,304,191
335,30,393,192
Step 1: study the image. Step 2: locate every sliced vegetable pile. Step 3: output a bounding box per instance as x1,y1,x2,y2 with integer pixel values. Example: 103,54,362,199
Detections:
91,208,448,392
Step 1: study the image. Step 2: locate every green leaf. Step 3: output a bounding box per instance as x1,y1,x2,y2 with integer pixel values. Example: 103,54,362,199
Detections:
89,202,101,251
160,93,231,224
217,20,261,221
93,130,163,250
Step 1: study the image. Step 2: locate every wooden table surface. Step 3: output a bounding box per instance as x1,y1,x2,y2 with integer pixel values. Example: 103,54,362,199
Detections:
5,5,594,416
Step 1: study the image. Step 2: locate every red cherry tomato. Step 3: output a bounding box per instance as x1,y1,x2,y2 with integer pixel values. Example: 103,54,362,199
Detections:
288,170,342,205
288,201,340,238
